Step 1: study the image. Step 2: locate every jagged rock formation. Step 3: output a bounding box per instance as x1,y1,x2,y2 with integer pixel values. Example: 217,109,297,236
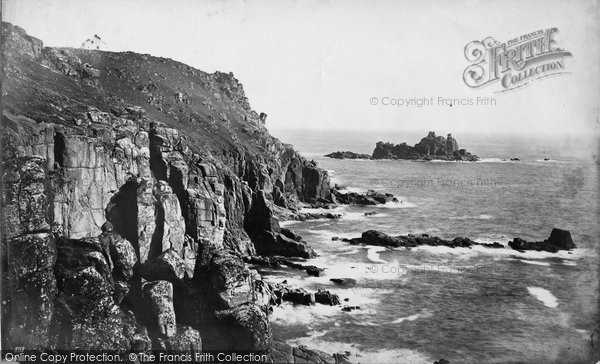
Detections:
325,131,479,161
0,22,339,360
341,229,574,252
372,131,478,161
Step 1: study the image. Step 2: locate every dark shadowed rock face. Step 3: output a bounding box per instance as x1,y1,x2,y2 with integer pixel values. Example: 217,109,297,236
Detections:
0,21,331,355
140,248,186,283
214,303,273,351
508,228,576,252
244,190,317,258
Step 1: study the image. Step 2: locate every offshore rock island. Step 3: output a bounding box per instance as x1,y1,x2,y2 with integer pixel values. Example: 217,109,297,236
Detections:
326,131,479,161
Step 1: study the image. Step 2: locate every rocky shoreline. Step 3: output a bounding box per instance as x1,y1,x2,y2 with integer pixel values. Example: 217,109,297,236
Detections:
326,131,479,161
0,21,400,363
0,22,579,364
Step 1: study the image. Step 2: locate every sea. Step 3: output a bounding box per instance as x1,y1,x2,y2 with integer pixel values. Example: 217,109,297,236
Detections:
257,129,599,363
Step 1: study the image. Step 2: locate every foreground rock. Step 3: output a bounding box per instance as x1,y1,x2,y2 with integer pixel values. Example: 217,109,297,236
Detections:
269,282,341,307
326,131,479,161
245,256,324,277
342,229,575,252
268,341,341,363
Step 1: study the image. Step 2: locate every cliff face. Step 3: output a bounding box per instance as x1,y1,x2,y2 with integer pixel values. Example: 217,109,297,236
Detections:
0,22,332,355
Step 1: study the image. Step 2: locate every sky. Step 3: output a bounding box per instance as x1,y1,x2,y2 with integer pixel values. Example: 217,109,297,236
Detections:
3,0,600,138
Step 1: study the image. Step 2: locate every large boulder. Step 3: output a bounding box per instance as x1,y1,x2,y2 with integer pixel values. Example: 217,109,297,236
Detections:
315,290,341,306
547,228,575,250
361,230,403,247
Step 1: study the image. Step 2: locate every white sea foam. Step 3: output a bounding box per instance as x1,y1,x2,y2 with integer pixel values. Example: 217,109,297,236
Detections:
298,207,344,214
519,259,551,266
392,310,433,324
279,220,300,227
534,159,568,163
411,245,479,259
476,157,511,163
527,287,558,308
270,288,391,326
336,186,365,194
367,247,388,263
449,214,494,220
376,200,417,209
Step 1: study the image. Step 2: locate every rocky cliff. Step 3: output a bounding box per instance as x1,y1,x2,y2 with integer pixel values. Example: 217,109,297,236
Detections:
0,22,338,360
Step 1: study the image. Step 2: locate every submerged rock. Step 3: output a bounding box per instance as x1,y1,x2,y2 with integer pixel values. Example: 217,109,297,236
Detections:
330,278,357,286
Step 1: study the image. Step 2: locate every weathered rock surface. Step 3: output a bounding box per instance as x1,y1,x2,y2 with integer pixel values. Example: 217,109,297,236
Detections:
143,280,177,337
267,341,338,363
156,324,202,353
140,248,186,283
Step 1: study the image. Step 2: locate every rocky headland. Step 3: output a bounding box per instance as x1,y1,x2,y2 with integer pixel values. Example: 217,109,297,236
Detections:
0,22,367,362
326,131,479,161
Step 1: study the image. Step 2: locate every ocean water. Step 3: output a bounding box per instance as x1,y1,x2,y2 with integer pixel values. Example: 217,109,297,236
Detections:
261,129,600,363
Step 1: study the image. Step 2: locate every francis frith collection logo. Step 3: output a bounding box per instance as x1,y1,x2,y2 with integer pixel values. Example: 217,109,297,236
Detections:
463,28,572,92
